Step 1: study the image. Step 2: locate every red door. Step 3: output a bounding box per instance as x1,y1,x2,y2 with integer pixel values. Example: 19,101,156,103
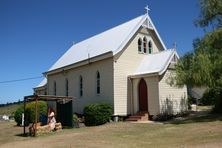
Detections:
138,79,148,111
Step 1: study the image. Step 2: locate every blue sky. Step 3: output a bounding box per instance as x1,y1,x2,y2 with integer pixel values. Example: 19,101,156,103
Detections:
0,0,204,104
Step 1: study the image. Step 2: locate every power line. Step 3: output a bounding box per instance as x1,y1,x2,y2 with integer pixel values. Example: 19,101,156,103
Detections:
0,76,43,84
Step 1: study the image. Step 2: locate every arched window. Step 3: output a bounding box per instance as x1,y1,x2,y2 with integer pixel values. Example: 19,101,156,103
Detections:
143,37,147,53
148,41,152,54
96,72,100,94
54,81,56,96
65,79,69,96
80,76,83,97
138,38,142,53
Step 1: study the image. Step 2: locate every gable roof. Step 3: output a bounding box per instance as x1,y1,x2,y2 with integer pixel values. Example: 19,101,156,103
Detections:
133,49,178,76
47,14,166,73
35,78,47,88
36,14,167,88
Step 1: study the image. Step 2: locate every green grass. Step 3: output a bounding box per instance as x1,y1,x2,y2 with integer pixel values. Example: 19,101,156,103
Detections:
0,103,22,116
0,111,222,148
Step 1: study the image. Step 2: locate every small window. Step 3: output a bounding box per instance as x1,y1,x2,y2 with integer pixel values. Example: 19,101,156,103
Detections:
138,38,142,53
65,79,69,96
148,41,152,54
80,76,83,97
143,37,147,53
96,72,100,94
54,81,56,96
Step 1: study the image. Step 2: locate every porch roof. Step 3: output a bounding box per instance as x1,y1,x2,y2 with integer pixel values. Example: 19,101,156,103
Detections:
132,49,178,77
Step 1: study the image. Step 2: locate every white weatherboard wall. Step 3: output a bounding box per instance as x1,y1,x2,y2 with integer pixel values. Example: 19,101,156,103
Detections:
158,69,188,114
34,87,46,95
132,76,160,115
47,58,114,114
113,27,163,115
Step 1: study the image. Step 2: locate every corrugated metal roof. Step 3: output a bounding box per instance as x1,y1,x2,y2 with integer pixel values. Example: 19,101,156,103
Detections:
36,78,47,88
36,14,168,87
134,49,178,76
48,15,146,72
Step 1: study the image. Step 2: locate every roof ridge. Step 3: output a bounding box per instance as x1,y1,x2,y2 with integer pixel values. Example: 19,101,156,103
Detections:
71,14,145,49
47,14,146,72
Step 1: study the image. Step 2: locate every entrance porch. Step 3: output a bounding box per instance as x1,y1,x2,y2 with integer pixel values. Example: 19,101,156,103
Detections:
128,75,160,119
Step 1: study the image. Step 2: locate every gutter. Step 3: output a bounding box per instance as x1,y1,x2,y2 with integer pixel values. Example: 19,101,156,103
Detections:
129,72,159,79
43,51,113,76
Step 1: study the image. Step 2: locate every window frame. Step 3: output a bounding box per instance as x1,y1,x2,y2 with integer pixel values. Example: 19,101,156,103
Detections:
53,81,56,96
65,78,69,96
148,41,152,54
96,71,100,95
143,37,147,54
80,76,83,97
138,38,142,53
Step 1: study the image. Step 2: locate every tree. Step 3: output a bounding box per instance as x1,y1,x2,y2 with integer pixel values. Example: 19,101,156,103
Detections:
176,0,222,112
195,0,222,29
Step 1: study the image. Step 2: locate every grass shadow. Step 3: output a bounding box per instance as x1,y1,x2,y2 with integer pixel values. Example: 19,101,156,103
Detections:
166,111,222,125
15,133,30,137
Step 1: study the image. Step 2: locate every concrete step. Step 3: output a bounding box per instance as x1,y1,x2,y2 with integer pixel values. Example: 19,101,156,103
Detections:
125,118,139,121
126,112,149,122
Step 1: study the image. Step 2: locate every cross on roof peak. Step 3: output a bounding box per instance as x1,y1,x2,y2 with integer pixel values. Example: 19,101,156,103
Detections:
145,5,150,15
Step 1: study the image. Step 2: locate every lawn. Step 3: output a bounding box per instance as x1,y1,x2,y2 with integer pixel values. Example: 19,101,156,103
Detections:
0,110,222,148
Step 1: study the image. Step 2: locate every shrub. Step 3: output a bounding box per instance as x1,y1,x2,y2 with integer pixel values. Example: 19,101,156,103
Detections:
199,87,222,113
201,89,216,105
152,111,190,121
212,88,222,113
84,103,112,126
25,101,47,123
14,101,47,126
152,113,174,121
14,106,24,125
73,114,79,128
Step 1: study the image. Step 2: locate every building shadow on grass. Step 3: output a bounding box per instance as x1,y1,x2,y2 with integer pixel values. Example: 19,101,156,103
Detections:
166,111,222,125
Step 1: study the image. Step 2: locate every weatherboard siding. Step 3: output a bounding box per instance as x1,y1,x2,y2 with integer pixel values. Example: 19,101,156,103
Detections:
47,58,114,114
113,29,162,115
145,77,160,115
34,87,46,95
158,69,188,114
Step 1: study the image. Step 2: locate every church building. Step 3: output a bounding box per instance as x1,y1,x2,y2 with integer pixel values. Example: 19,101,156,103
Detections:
34,8,187,118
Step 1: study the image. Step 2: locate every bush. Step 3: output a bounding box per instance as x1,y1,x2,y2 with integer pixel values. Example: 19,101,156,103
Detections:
211,88,222,113
84,103,112,126
25,101,47,123
199,87,222,113
152,113,174,121
14,101,47,126
14,106,24,125
152,111,190,121
201,89,216,105
73,114,80,128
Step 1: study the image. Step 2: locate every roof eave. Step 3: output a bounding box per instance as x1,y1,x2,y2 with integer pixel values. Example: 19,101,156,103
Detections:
113,15,147,55
33,85,46,92
114,14,167,56
129,72,159,78
44,51,113,76
147,15,167,50
158,49,178,75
